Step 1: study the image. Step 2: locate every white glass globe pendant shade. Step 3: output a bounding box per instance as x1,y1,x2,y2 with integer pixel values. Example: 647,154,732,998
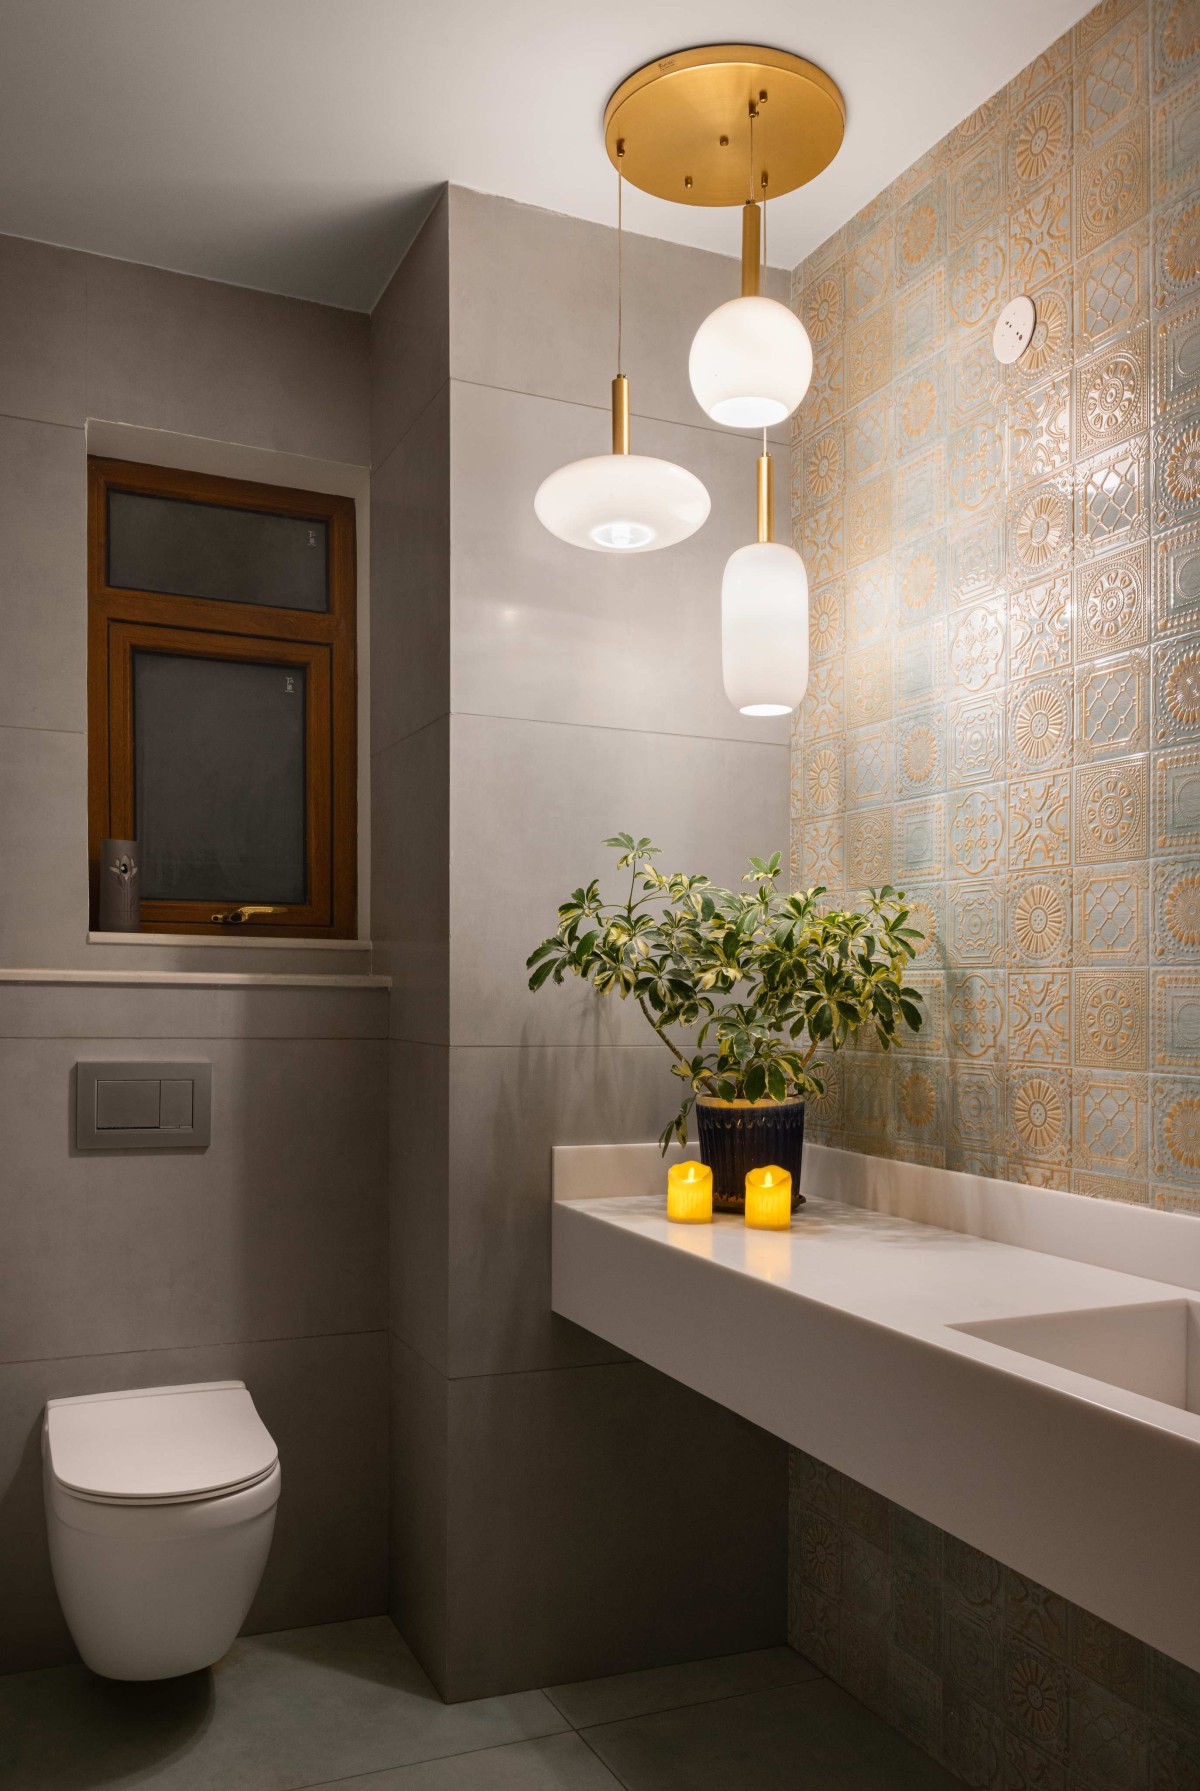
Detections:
690,294,813,429
722,452,809,716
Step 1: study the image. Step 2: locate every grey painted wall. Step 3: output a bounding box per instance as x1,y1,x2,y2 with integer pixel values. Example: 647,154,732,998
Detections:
0,235,388,1673
372,187,792,1702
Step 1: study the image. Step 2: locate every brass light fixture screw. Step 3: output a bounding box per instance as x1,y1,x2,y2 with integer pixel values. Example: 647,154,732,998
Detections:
719,135,729,146
684,174,693,188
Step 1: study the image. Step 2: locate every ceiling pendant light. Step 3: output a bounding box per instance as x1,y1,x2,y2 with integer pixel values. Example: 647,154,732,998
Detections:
722,444,809,716
534,157,710,553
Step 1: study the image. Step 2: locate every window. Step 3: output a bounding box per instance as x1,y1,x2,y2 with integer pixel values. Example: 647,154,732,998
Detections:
88,457,357,936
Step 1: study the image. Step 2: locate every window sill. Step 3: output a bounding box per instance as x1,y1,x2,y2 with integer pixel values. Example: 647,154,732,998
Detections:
87,931,370,951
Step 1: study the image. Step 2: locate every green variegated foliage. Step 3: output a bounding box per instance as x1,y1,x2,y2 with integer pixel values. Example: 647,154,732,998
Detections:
527,833,925,1151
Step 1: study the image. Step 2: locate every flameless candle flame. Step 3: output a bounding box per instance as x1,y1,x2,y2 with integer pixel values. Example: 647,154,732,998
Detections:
666,1160,713,1224
744,1164,792,1230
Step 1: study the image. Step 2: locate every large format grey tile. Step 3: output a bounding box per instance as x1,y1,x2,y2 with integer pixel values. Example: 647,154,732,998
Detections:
0,417,85,734
0,1617,565,1790
371,190,449,467
581,1678,963,1791
0,725,87,969
371,386,450,755
372,717,449,1045
448,712,788,1048
0,981,388,1040
0,234,86,426
390,1041,449,1366
390,1338,449,1691
444,1043,672,1377
439,1360,787,1702
310,1731,623,1791
0,1334,387,1673
0,1036,386,1363
449,380,790,745
545,1646,822,1729
448,186,788,433
85,254,370,464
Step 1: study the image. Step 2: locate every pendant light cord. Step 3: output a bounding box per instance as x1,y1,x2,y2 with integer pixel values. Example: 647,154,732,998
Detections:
616,154,623,376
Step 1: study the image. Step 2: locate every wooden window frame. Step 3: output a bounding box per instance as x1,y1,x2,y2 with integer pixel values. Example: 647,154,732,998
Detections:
88,456,357,938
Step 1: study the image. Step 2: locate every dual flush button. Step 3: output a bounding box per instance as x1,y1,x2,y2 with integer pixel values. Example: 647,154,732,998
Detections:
75,1061,212,1149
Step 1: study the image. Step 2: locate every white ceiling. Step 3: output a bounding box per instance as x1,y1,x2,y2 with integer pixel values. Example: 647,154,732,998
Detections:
0,0,1097,312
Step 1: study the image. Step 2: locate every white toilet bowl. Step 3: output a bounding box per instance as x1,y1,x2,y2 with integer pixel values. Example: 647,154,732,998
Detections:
43,1380,280,1680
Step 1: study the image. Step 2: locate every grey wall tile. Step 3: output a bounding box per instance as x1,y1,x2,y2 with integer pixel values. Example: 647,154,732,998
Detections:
372,718,449,1045
85,254,370,463
0,235,86,426
371,190,449,468
0,982,388,1040
390,1336,449,1690
0,418,85,733
444,1043,672,1378
390,1041,449,1368
448,712,788,1048
0,726,87,968
371,386,450,756
449,380,790,744
448,187,788,431
0,1331,387,1673
440,1360,787,1701
0,1036,387,1364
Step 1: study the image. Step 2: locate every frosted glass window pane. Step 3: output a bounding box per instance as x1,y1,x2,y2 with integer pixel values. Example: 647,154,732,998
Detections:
134,652,307,904
109,491,328,611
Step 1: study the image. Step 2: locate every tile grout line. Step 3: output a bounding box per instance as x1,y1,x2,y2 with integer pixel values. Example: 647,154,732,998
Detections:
5,1325,388,1371
249,1714,592,1791
542,1657,828,1737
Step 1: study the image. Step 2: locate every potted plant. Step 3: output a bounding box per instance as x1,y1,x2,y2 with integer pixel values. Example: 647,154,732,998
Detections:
527,834,925,1210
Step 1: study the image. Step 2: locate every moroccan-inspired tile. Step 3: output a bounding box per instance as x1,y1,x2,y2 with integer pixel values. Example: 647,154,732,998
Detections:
949,784,1007,876
1072,321,1150,457
948,972,1006,1059
1155,636,1200,742
847,807,894,888
802,660,845,741
948,230,1008,330
846,1057,893,1134
1152,1073,1200,1182
948,880,1006,966
846,724,893,807
1074,541,1150,658
895,176,946,288
949,1063,1006,1147
896,446,946,541
1153,969,1200,1066
1074,1070,1149,1174
1076,112,1150,257
1156,72,1200,201
804,332,845,431
1153,0,1200,94
949,416,1006,511
803,740,845,815
1009,970,1072,1060
1148,1641,1200,1736
896,711,947,796
806,1055,845,1129
949,326,1003,423
795,1583,840,1677
1076,753,1150,859
1075,435,1149,551
1009,671,1074,771
1076,15,1144,151
949,599,1007,697
1012,32,1073,108
894,366,944,459
904,973,946,1055
1008,1066,1073,1164
1074,1169,1150,1202
1070,1676,1148,1787
1011,871,1073,965
893,1057,947,1142
947,93,1009,161
896,266,947,372
803,264,845,347
842,1528,891,1632
1011,77,1073,195
903,885,947,967
1015,275,1074,382
1011,574,1074,674
846,222,892,319
847,392,892,484
896,534,946,627
892,1564,944,1671
846,472,892,566
1154,743,1200,847
1075,967,1149,1067
1153,518,1200,636
1075,221,1149,356
1075,863,1150,963
1154,190,1200,305
897,620,947,711
1009,772,1072,868
1010,477,1074,580
950,693,1007,783
846,643,893,722
804,423,846,505
1005,1568,1070,1659
1153,855,1200,957
1008,376,1071,486
1077,0,1142,57
801,496,845,583
810,578,846,660
796,1503,844,1598
1075,649,1150,757
847,307,894,404
887,1651,943,1757
950,509,1007,606
1011,170,1074,288
1155,293,1200,419
951,126,1007,248
847,557,893,638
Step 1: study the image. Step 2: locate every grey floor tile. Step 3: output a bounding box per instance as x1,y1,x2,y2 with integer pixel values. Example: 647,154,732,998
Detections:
581,1678,963,1791
0,1617,567,1791
307,1731,623,1790
545,1647,821,1729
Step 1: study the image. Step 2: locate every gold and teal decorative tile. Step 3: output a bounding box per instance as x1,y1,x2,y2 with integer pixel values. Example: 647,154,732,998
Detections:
1010,870,1073,965
1072,320,1149,457
803,660,845,742
894,367,945,460
896,266,947,373
1008,1158,1073,1188
948,971,1007,1059
1075,112,1149,257
1154,190,1200,305
846,222,891,320
1009,671,1074,772
846,724,893,808
1075,649,1150,758
897,710,947,797
896,534,946,627
1155,71,1200,198
1009,970,1072,1061
847,807,894,888
789,826,803,891
1155,411,1200,525
807,1056,845,1129
847,188,895,246
947,94,1010,162
1154,742,1200,846
887,1652,943,1757
1075,435,1149,552
949,598,1007,694
1073,1070,1149,1174
898,620,947,712
902,885,947,967
1075,967,1149,1067
949,693,1006,785
896,446,945,542
948,231,1008,331
1010,574,1074,674
846,472,892,566
903,973,946,1055
949,327,1002,424
1153,517,1200,636
949,417,1007,515
1154,636,1200,741
1010,169,1074,289
802,818,845,888
1006,1568,1070,1658
949,880,1007,966
1011,78,1073,197
847,558,892,639
1009,477,1074,581
1013,275,1075,384
846,1056,892,1135
846,644,893,723
803,740,845,816
950,126,1007,248
1156,295,1200,426
949,1062,1006,1146
1074,541,1150,658
804,423,846,507
1152,1073,1200,1183
1153,855,1200,956
1074,1169,1150,1201
895,175,947,288
809,578,846,662
1154,1182,1200,1208
949,784,1007,877
1075,14,1143,151
896,797,946,881
1075,221,1149,356
893,1057,947,1143
1152,0,1200,94
800,496,845,584
1007,377,1071,487
1076,753,1150,859
1009,772,1073,869
847,307,893,405
1153,968,1200,1065
1012,32,1074,109
1007,1066,1073,1165
806,332,845,430
950,509,1006,607
1077,0,1143,58
803,263,845,347
947,1146,1006,1176
847,392,892,485
1075,863,1150,963
1071,1674,1148,1789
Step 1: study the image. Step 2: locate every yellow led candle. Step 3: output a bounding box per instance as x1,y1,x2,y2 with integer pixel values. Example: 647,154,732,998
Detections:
744,1164,792,1230
667,1160,713,1224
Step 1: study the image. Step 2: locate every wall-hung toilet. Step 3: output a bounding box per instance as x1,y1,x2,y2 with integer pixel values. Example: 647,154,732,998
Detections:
43,1380,280,1680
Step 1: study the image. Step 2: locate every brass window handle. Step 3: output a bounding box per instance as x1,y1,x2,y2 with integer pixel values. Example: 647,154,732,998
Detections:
210,905,287,925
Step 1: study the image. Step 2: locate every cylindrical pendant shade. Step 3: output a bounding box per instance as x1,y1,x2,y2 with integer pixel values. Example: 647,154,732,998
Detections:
689,295,813,429
722,541,809,715
534,452,710,553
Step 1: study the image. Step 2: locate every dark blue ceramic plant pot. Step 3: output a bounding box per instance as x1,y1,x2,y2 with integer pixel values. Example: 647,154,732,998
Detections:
695,1096,806,1212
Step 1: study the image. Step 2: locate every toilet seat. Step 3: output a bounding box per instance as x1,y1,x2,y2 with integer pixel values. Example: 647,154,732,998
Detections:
45,1381,278,1505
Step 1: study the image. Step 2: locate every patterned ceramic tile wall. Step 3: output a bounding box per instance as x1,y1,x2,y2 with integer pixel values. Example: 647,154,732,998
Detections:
789,0,1200,1208
788,1445,1200,1789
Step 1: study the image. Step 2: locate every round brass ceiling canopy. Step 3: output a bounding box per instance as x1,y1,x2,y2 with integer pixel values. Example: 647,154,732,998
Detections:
603,45,845,208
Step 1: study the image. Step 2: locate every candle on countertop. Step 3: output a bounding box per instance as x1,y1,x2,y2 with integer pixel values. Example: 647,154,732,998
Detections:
744,1164,792,1230
667,1160,713,1224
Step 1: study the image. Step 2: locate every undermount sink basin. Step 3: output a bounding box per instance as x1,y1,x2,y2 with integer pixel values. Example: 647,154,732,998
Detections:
953,1301,1200,1415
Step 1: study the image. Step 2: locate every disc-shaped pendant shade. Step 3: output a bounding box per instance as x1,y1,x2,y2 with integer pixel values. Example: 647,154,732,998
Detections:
690,295,813,429
534,452,710,553
722,541,809,715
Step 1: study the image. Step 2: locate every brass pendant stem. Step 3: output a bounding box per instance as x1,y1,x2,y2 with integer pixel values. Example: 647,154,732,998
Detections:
757,452,774,544
741,202,761,297
612,375,631,455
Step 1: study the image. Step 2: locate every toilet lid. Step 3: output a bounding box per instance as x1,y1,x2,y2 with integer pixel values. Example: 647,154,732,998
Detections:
45,1381,278,1501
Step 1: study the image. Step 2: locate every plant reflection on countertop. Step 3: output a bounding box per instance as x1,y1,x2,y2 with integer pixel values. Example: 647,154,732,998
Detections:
527,835,925,1201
